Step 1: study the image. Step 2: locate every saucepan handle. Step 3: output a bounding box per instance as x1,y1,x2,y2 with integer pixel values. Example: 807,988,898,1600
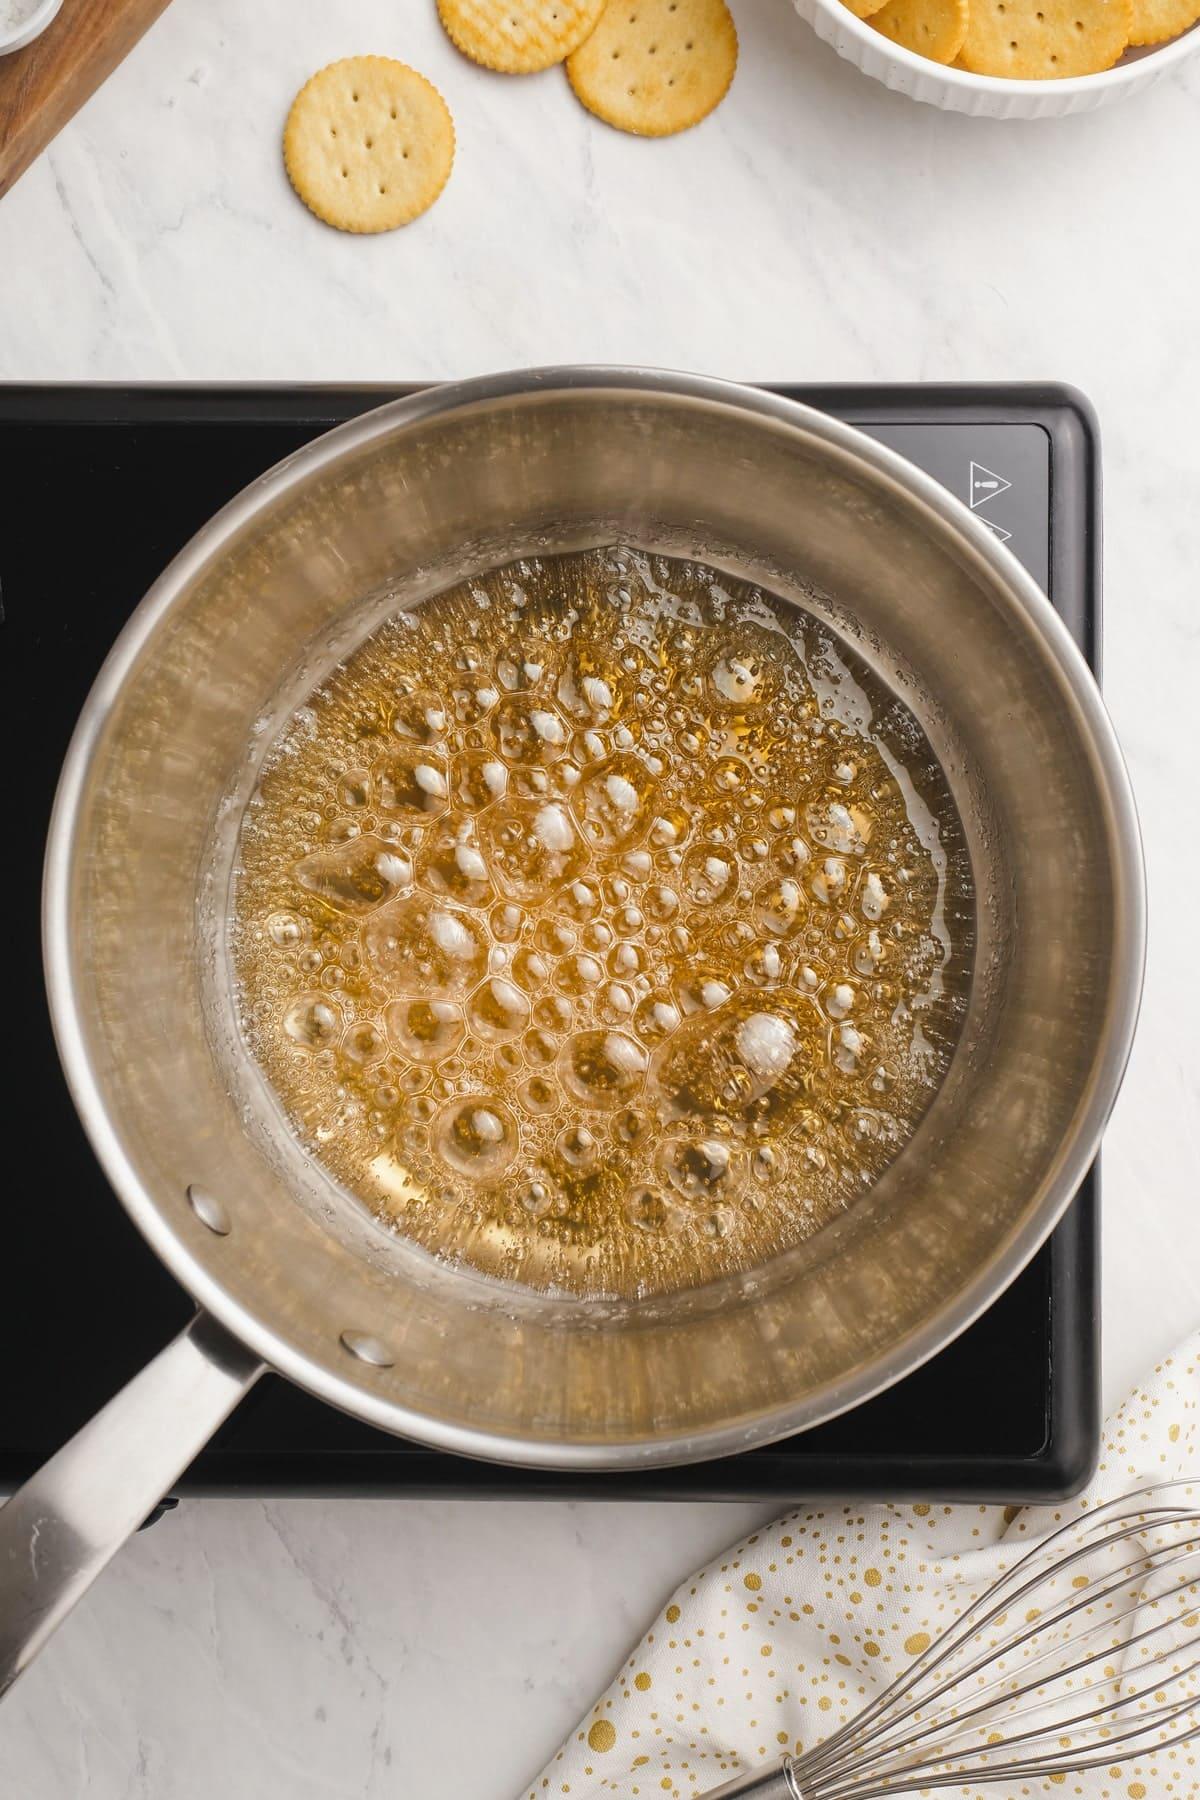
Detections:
0,1310,264,1698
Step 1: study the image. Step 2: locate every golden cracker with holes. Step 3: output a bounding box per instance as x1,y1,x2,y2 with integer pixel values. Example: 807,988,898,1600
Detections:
566,0,738,136
438,0,608,72
284,57,455,234
959,0,1131,73
872,0,969,59
843,0,892,20
1127,0,1200,43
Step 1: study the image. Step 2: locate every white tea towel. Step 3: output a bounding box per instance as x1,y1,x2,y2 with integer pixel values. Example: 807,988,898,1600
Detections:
525,1332,1200,1800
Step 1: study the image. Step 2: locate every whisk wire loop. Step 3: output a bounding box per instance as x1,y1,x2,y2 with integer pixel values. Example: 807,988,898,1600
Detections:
783,1482,1200,1800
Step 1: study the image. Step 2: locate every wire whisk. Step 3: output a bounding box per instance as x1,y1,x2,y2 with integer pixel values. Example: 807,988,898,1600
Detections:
704,1481,1200,1799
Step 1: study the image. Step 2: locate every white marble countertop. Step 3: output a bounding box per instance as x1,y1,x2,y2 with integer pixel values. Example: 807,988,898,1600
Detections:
1,2,1198,1795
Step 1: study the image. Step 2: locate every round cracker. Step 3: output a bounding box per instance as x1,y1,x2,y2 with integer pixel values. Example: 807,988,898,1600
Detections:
438,0,607,72
959,0,1131,73
843,0,891,20
566,0,738,137
284,57,455,234
1128,0,1199,43
872,0,969,58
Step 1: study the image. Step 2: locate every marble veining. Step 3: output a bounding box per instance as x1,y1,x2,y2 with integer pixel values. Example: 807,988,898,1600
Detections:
0,0,1197,1793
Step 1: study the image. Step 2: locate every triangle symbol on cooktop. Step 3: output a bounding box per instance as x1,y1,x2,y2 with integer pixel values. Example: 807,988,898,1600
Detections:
977,516,1012,543
969,461,1012,508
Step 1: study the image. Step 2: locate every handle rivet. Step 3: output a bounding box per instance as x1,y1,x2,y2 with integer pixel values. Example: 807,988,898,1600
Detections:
186,1186,231,1236
339,1330,394,1367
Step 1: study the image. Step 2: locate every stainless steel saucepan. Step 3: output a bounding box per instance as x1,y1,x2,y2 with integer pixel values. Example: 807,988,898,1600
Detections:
0,369,1144,1695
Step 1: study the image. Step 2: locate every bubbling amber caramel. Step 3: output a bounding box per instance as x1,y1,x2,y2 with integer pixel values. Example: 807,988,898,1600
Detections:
231,548,973,1297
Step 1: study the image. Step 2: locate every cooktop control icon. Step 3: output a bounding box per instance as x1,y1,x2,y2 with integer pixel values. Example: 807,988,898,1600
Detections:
969,460,1012,507
968,460,1014,543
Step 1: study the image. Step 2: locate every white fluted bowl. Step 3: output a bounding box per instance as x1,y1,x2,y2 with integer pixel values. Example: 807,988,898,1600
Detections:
794,0,1200,115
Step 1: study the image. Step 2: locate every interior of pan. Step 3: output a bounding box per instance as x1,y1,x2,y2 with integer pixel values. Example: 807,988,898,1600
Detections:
46,374,1141,1465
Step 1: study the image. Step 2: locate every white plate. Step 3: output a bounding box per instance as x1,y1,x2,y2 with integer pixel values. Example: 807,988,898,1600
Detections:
0,0,63,56
794,0,1200,115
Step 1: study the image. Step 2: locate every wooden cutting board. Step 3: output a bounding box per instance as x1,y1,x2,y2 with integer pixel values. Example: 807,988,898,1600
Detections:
0,0,174,201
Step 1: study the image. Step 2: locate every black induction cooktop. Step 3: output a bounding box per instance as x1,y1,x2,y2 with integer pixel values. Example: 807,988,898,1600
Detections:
0,382,1101,1503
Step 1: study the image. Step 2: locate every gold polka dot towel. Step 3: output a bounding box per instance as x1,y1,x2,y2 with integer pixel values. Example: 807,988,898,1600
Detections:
524,1333,1200,1799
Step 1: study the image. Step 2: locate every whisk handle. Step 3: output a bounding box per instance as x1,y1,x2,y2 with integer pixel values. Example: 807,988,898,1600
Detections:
696,1758,806,1798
